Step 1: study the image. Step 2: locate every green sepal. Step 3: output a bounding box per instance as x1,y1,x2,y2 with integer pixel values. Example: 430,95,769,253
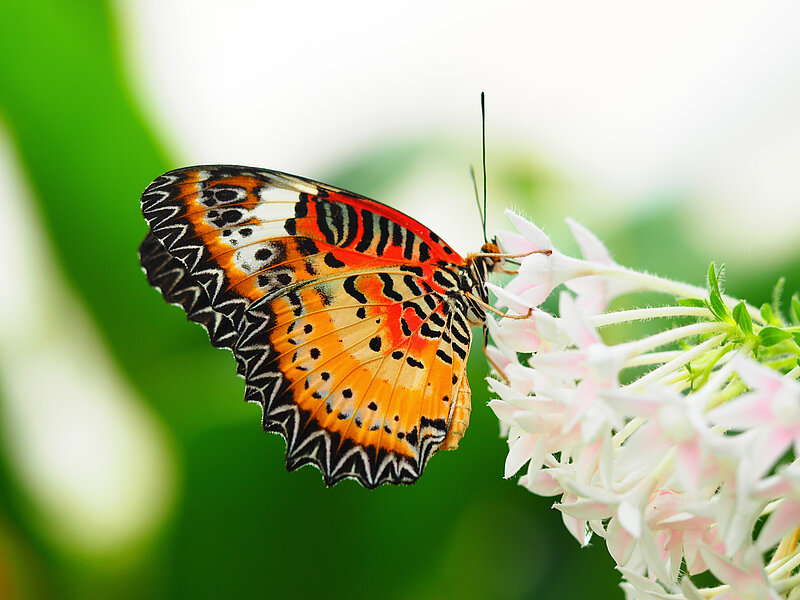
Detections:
732,302,753,336
761,303,777,325
706,263,729,321
707,263,723,295
772,277,786,320
678,298,706,308
758,326,791,347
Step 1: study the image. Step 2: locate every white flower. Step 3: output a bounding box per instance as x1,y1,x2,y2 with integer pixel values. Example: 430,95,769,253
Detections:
485,212,800,599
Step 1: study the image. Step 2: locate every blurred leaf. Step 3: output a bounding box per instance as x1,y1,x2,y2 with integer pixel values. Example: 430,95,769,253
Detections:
758,326,791,347
761,303,777,325
791,294,800,326
732,301,753,336
772,277,786,321
678,298,706,308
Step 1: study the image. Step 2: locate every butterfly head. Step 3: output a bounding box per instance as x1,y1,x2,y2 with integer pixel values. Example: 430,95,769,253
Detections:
460,237,505,325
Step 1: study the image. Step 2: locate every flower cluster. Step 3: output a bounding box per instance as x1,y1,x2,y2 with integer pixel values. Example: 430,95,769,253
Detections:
487,210,800,599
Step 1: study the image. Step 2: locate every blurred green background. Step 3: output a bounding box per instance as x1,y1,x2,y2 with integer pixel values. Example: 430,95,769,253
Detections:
2,2,800,599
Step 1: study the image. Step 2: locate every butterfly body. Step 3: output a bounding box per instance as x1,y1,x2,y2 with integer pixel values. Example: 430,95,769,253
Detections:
140,165,501,487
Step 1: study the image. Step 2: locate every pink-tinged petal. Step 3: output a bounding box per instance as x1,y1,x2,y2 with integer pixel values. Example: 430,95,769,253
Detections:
707,391,772,429
667,536,684,581
567,275,645,316
556,498,617,521
674,441,702,497
513,409,544,432
504,363,539,395
531,349,589,382
486,281,533,313
504,433,537,478
520,467,562,496
487,399,517,428
558,291,601,348
733,356,791,395
618,568,670,597
740,427,793,483
485,316,518,366
638,527,672,583
493,315,545,353
601,389,664,419
504,210,552,249
486,378,524,405
697,543,749,586
561,511,591,546
617,500,642,538
565,218,612,264
756,498,800,550
503,276,552,309
680,578,707,600
495,228,538,255
606,517,637,567
485,344,511,372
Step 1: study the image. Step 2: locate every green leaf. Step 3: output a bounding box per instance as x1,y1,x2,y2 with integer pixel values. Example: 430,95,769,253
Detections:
733,302,753,336
707,263,720,295
791,294,800,326
678,298,706,308
708,292,729,322
761,302,776,325
758,326,791,347
792,331,800,347
705,263,730,321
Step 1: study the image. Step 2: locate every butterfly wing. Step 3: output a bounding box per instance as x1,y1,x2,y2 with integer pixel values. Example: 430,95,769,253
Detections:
140,165,474,487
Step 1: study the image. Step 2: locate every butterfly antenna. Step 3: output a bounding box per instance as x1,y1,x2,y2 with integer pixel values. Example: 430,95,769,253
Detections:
480,91,488,243
469,164,486,240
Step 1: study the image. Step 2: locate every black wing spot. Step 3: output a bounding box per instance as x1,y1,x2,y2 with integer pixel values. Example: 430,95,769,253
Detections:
399,265,424,276
406,356,424,369
369,336,382,352
222,209,242,223
391,350,403,360
310,347,321,359
356,307,366,319
367,401,377,411
378,273,403,302
239,227,252,238
436,349,453,364
296,238,319,255
321,371,330,380
304,323,313,334
344,276,368,304
418,242,430,262
255,248,272,262
342,388,353,399
324,252,345,268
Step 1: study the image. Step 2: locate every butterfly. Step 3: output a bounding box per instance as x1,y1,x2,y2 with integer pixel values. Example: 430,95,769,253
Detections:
139,165,504,488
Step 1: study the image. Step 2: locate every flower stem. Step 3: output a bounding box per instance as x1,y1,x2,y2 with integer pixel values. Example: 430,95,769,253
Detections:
589,306,711,328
